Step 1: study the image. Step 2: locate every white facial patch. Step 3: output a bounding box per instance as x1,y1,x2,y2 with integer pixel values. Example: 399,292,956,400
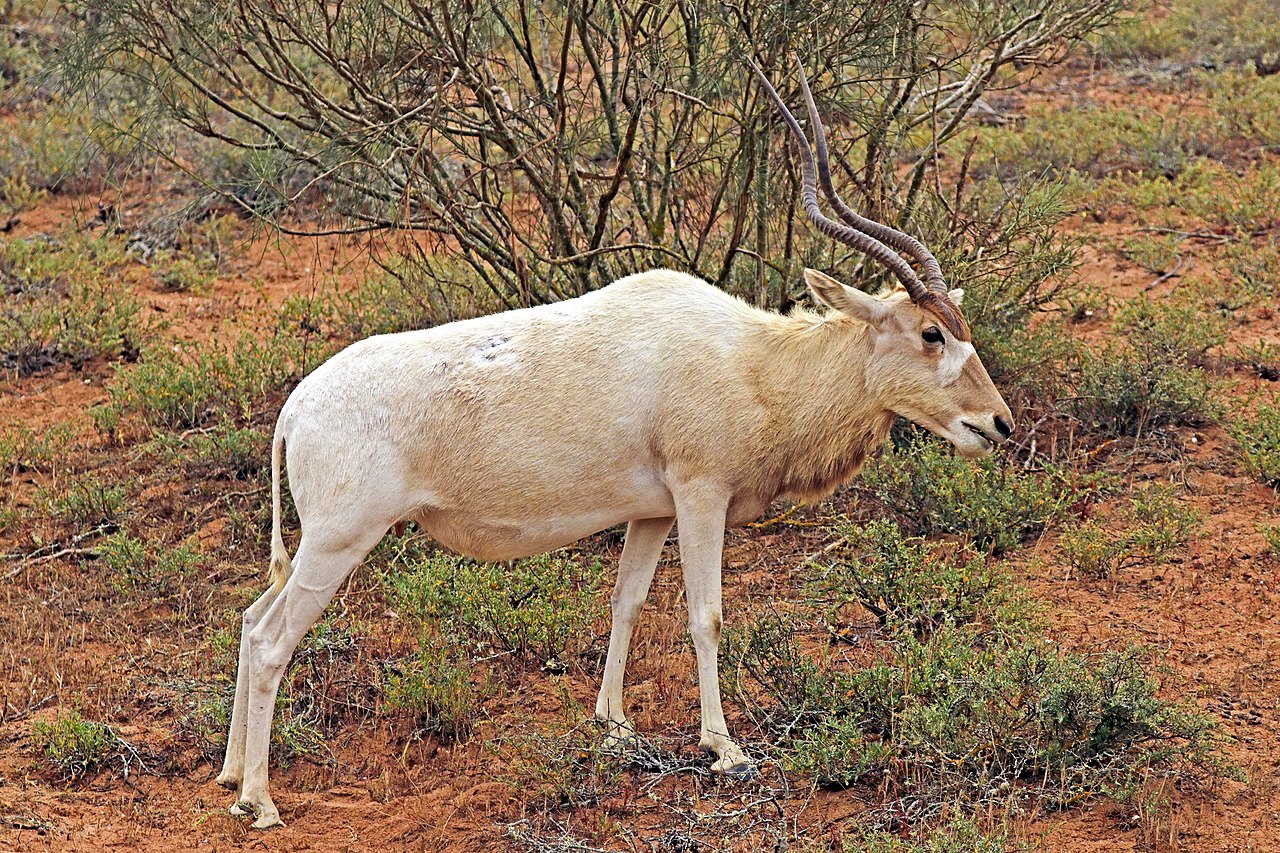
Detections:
938,340,976,386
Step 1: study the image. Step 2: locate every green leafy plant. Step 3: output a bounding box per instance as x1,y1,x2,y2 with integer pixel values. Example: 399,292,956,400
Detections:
44,473,126,529
1231,404,1280,487
383,643,483,741
859,433,1088,554
1261,524,1280,559
383,552,607,668
724,613,1228,808
808,519,1021,635
1060,485,1201,578
0,234,144,378
98,530,201,596
31,710,119,780
99,333,300,432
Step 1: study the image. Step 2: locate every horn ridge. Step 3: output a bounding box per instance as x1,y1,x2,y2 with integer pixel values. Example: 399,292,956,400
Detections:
792,58,948,294
746,56,926,297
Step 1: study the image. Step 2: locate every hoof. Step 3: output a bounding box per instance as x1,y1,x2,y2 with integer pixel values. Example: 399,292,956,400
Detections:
709,747,754,777
715,759,759,779
230,798,284,829
215,772,240,792
599,719,637,753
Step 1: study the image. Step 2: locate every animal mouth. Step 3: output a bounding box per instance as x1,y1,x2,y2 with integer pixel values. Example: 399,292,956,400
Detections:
962,421,996,448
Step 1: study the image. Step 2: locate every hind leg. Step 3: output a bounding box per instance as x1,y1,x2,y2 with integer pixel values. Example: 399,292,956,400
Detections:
217,583,282,796
231,533,381,828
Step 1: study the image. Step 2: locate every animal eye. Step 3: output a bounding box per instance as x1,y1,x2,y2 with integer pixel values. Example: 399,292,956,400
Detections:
922,327,944,345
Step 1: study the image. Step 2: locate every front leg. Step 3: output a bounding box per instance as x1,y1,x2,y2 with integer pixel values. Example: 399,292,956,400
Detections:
672,484,750,774
595,516,674,747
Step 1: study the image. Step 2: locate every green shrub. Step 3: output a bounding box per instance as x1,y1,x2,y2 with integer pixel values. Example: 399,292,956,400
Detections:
1261,524,1280,559
383,643,482,741
841,817,1006,853
785,715,894,791
1061,485,1201,578
1223,236,1280,301
31,710,118,780
859,433,1086,554
808,519,1020,635
976,102,1196,179
0,234,143,378
489,708,623,809
154,253,217,292
0,106,126,196
1067,288,1230,440
1095,0,1280,68
384,552,607,668
100,333,299,431
279,273,439,344
1231,404,1280,487
724,613,1227,808
146,420,269,482
1070,345,1215,437
99,531,201,596
1114,295,1228,366
44,473,126,528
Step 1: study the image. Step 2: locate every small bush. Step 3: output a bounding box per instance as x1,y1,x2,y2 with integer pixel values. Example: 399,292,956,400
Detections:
1061,485,1202,578
147,420,270,482
1070,345,1215,437
0,106,126,196
490,713,623,809
100,333,299,432
859,433,1087,554
1096,0,1280,69
154,253,217,293
31,710,118,780
384,552,607,668
785,715,894,791
1231,404,1280,487
0,234,144,377
808,519,1021,635
841,816,1006,853
724,613,1227,808
383,643,482,741
1261,524,1280,559
44,473,126,528
99,531,201,596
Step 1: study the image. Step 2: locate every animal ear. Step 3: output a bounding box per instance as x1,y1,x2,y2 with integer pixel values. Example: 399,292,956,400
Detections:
948,288,965,305
804,268,889,326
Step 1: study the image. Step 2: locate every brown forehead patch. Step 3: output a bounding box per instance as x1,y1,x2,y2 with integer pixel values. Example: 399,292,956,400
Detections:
916,291,971,342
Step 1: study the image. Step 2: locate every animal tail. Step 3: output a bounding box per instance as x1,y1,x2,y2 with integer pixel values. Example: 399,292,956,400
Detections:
268,417,292,594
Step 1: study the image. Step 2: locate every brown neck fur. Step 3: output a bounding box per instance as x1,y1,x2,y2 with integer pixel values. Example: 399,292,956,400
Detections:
742,309,895,503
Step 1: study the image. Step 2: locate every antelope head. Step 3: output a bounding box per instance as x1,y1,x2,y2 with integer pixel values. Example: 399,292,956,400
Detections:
751,59,1014,457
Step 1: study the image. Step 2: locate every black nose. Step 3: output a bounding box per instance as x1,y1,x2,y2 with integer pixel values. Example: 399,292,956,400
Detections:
993,415,1013,439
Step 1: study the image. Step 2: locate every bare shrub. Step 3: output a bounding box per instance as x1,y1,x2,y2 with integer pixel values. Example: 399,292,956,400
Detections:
63,0,1122,310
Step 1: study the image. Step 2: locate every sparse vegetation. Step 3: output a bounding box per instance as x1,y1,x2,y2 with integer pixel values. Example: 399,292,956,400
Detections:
0,234,144,377
859,432,1092,554
383,644,482,742
383,552,607,669
808,519,1021,634
1231,403,1280,487
1061,485,1202,577
98,334,299,433
98,530,201,597
724,521,1230,816
31,710,119,780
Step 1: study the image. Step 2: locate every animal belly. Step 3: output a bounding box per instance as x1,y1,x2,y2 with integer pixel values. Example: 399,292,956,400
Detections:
419,507,657,562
